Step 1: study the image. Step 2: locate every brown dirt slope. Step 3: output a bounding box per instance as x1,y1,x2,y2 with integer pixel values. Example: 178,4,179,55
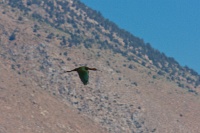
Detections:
0,61,107,133
0,1,200,133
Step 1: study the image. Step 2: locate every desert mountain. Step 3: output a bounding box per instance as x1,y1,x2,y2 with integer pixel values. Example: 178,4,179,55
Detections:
0,60,106,133
0,0,200,133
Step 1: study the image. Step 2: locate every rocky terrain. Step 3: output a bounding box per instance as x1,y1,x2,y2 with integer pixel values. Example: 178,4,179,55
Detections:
0,61,107,133
0,0,200,133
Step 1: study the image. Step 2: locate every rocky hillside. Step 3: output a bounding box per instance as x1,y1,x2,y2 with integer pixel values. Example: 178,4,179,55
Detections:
0,0,200,133
0,59,106,133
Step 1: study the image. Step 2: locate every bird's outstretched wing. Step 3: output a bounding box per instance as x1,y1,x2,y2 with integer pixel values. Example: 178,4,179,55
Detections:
60,66,99,85
62,68,77,73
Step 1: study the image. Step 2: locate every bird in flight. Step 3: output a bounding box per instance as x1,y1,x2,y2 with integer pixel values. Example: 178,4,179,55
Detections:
63,66,98,85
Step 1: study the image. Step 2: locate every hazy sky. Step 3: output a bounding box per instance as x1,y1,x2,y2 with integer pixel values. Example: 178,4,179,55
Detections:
80,0,200,74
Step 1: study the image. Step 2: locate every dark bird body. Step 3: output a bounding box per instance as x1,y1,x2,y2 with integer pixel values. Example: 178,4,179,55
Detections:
64,66,98,85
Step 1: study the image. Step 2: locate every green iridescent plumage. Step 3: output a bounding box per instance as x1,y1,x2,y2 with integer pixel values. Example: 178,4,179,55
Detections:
64,66,98,85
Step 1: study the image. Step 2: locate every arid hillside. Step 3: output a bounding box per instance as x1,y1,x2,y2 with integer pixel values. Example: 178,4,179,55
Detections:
0,0,200,133
0,60,107,133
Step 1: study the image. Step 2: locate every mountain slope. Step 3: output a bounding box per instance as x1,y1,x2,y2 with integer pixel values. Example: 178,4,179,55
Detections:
0,0,200,133
0,60,107,133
